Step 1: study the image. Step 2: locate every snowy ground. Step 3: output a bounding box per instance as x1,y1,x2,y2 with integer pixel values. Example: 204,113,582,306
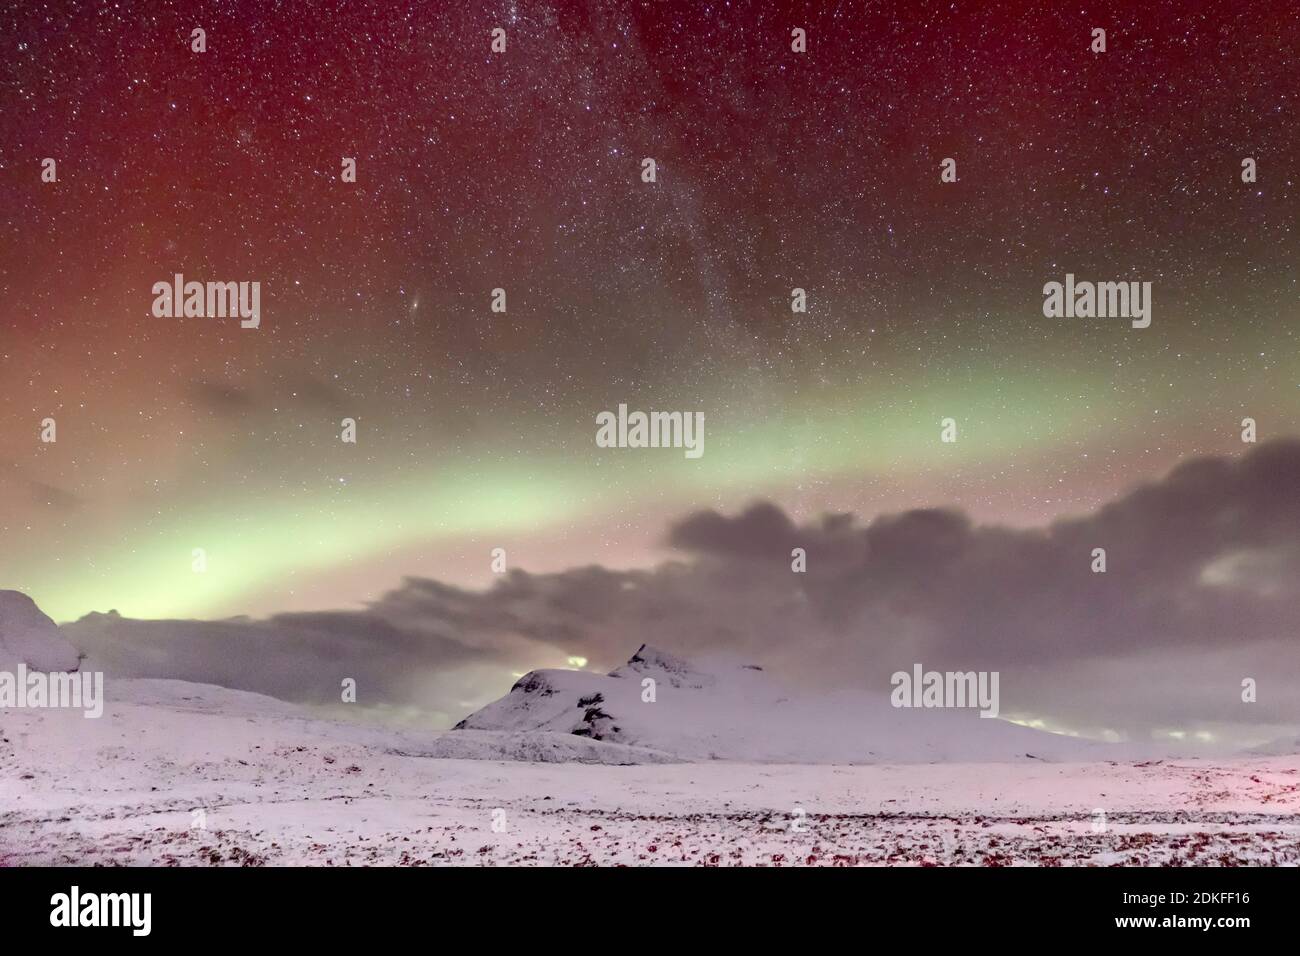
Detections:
3,681,1298,866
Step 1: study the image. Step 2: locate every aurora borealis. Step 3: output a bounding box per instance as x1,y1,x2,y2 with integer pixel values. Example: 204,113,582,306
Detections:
3,0,1300,631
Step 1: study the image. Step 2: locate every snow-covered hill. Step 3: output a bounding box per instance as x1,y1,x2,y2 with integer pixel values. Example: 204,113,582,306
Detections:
7,671,1297,866
454,644,1110,763
5,599,1296,866
1249,736,1300,756
0,590,81,673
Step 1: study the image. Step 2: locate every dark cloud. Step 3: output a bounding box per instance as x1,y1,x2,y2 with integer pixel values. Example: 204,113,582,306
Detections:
668,501,800,555
28,480,81,510
63,607,494,726
60,440,1300,742
287,374,349,412
190,380,255,414
0,459,82,511
188,375,349,418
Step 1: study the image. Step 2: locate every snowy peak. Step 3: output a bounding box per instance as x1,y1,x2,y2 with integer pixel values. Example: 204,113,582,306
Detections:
0,590,81,673
610,643,715,689
454,644,1106,764
452,644,741,745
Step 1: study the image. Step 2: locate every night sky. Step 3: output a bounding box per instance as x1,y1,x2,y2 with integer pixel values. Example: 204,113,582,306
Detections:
3,0,1299,633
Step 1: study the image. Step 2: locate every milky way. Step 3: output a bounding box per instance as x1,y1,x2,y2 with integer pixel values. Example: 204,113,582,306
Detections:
2,1,1298,621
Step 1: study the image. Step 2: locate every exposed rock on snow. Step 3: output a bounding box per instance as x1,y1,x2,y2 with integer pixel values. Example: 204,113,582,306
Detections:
0,590,80,673
613,643,715,689
454,643,1111,763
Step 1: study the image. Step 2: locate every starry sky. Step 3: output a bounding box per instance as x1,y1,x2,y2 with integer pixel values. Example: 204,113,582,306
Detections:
3,0,1299,629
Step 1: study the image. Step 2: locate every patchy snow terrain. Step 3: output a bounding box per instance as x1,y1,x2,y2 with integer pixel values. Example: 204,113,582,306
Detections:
4,677,1298,866
2,600,1297,866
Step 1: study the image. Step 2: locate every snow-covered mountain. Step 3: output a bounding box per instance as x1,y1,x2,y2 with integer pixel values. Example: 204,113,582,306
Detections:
454,643,1109,763
0,590,81,673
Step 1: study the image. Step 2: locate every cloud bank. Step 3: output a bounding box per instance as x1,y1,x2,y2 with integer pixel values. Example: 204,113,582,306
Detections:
61,440,1300,744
